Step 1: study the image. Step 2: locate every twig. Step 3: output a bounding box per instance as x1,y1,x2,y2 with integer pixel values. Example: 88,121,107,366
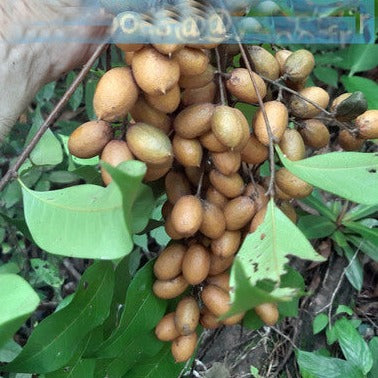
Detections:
215,47,227,106
271,326,298,349
63,258,82,281
0,43,108,192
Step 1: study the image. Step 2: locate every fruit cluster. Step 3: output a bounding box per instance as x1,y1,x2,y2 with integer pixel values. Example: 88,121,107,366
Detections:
67,42,378,363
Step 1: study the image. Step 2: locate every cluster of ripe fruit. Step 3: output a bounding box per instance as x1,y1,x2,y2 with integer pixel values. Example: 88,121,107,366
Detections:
67,43,378,363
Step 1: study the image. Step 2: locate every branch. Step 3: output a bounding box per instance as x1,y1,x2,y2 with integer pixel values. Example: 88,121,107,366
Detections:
0,43,108,192
215,47,227,106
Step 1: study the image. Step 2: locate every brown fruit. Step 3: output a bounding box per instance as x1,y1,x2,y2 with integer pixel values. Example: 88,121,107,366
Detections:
126,123,173,165
201,285,230,317
200,131,228,153
249,206,267,233
226,68,267,104
94,67,139,122
165,171,192,205
244,183,269,211
290,87,330,119
173,136,203,167
275,49,292,75
155,312,180,341
356,110,378,139
300,119,330,149
153,275,189,299
255,303,279,326
207,272,230,292
338,130,364,151
247,45,280,80
145,84,181,114
253,101,288,146
100,140,134,185
206,186,229,210
182,81,217,106
130,97,171,134
153,43,182,55
200,201,227,240
279,201,298,224
144,159,173,182
209,254,234,276
171,333,197,363
211,230,241,258
283,49,315,82
173,47,209,76
165,215,184,240
154,243,186,280
222,312,245,326
274,183,293,201
241,134,269,165
124,51,134,66
276,168,313,198
330,93,352,112
161,200,173,219
184,166,209,187
231,108,251,151
175,297,200,336
211,151,241,176
68,120,112,159
179,65,216,89
279,129,306,161
117,43,144,52
171,195,204,237
174,103,215,138
200,308,221,329
209,170,245,199
182,244,211,285
224,196,256,231
132,47,180,95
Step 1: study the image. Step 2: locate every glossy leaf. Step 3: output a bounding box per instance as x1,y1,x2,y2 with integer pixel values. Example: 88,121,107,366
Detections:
298,215,336,239
228,200,324,315
0,275,40,348
277,148,378,205
313,66,338,88
4,262,114,373
341,76,378,110
313,314,329,335
300,191,337,221
368,338,378,378
20,161,151,259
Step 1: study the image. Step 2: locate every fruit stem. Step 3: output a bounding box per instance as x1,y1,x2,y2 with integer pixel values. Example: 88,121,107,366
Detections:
215,47,227,106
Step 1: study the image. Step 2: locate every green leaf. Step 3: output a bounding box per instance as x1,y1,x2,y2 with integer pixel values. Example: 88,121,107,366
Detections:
336,305,354,316
277,148,378,205
368,338,378,378
342,45,378,76
333,92,368,121
0,275,39,348
343,244,363,291
341,76,378,110
344,204,378,222
4,262,114,373
30,258,64,289
300,191,337,221
92,260,167,359
298,215,336,239
347,235,378,261
85,78,99,120
297,350,364,378
66,72,84,112
343,221,378,245
313,314,328,335
47,359,95,378
20,161,149,259
313,66,338,87
0,339,22,363
228,200,324,315
334,318,373,374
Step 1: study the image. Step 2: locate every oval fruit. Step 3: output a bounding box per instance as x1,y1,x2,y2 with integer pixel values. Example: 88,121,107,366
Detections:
206,186,229,210
175,297,200,335
200,131,228,153
179,65,216,89
153,43,182,55
338,130,364,151
278,128,306,161
185,166,209,188
209,170,245,198
209,254,234,276
94,67,139,122
247,45,280,80
68,120,112,159
165,215,184,240
155,312,180,341
290,87,330,119
171,333,198,363
275,49,292,75
201,285,229,317
244,183,269,211
211,151,241,176
126,123,172,165
253,101,288,146
182,81,217,106
153,275,189,299
171,195,203,237
161,200,173,219
144,159,172,182
255,303,279,326
224,196,256,231
249,206,267,233
276,168,313,198
130,97,171,134
283,49,315,82
232,108,251,151
145,84,181,114
200,201,227,239
154,243,186,280
241,134,269,165
173,47,209,76
279,201,298,224
182,244,211,285
165,171,192,205
174,103,215,138
200,308,221,329
211,230,241,258
117,43,144,52
207,272,230,292
356,110,378,139
100,140,134,185
300,119,330,148
132,46,180,95
226,68,267,104
173,136,203,167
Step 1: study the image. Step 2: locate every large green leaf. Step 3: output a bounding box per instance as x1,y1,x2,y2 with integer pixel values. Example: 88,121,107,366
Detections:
4,262,114,373
92,260,167,359
341,244,363,291
298,215,336,239
347,235,378,261
20,161,152,259
313,66,338,88
343,221,378,245
0,275,40,348
341,76,378,110
344,204,378,222
228,200,324,315
277,148,378,205
368,338,378,378
334,318,373,375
